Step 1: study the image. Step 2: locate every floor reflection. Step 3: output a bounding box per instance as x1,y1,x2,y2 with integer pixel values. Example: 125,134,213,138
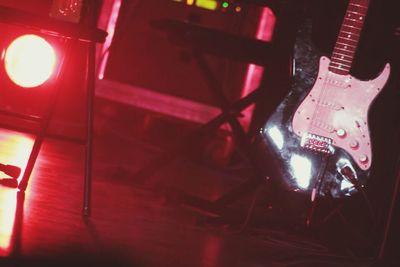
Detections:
202,235,222,267
0,131,33,256
0,189,17,255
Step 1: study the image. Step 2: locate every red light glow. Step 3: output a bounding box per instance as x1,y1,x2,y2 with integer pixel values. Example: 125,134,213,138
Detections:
202,235,222,266
0,132,34,255
4,34,56,88
0,189,17,255
240,7,276,130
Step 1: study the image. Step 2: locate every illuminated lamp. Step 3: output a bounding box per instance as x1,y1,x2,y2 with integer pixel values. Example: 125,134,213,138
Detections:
0,5,107,219
4,34,56,88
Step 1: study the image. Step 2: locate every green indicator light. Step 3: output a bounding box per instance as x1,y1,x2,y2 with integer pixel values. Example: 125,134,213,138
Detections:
222,2,229,8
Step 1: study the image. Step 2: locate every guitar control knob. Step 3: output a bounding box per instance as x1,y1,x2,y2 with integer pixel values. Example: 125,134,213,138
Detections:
350,140,359,149
359,154,368,164
336,128,346,137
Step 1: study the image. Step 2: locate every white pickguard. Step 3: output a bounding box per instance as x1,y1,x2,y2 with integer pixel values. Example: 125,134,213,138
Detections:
292,56,390,170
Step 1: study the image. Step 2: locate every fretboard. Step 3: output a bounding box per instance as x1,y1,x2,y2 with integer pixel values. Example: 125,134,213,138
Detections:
329,0,369,75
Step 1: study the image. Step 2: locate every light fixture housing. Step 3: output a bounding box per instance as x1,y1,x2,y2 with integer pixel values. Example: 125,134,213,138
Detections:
4,34,56,88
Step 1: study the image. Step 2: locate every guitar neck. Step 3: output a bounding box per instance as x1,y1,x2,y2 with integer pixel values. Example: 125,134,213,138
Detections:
328,0,370,75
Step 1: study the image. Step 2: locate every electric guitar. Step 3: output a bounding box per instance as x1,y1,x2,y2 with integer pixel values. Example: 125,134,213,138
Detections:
259,0,390,198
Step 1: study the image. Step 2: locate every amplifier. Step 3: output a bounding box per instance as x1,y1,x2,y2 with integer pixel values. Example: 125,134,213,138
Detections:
96,0,275,124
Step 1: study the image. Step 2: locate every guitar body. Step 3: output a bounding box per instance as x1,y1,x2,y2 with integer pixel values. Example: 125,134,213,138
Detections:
258,21,390,198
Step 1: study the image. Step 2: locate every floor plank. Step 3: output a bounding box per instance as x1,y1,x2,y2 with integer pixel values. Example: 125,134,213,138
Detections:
0,98,391,266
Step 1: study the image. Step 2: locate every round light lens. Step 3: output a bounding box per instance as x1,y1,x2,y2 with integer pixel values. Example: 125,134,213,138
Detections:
4,34,56,88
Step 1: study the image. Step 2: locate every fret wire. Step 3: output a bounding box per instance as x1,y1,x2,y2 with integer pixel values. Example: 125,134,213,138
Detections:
343,22,362,28
330,60,352,67
342,24,360,29
329,65,347,70
332,54,354,60
347,10,364,15
342,24,362,30
330,61,352,68
334,49,356,56
343,18,364,24
344,18,363,24
329,66,350,73
349,3,367,9
343,20,363,25
341,28,361,34
329,64,349,70
330,66,351,72
332,52,354,58
348,7,367,13
332,55,353,60
338,36,358,43
339,32,360,38
329,0,369,75
334,46,356,51
336,42,356,48
340,30,360,37
331,56,353,64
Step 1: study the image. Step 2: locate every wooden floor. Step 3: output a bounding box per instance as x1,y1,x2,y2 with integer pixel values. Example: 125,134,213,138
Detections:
0,98,396,267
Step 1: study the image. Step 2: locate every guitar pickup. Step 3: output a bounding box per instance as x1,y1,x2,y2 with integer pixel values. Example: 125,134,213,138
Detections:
301,133,335,154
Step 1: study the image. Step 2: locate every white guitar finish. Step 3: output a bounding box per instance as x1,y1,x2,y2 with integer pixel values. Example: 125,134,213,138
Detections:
292,56,390,170
259,0,392,198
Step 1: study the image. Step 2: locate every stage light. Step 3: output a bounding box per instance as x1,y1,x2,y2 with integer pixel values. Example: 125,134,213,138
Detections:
4,34,56,88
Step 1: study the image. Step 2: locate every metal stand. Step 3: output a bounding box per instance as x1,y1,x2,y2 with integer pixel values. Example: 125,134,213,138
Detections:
127,18,287,224
129,53,271,224
0,6,106,217
181,51,270,218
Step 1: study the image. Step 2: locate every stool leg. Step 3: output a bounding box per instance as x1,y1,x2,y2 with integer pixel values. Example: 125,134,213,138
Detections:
83,41,96,217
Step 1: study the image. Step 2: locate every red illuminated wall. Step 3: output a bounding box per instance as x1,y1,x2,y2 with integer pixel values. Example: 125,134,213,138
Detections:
97,0,274,125
0,0,53,15
105,1,262,105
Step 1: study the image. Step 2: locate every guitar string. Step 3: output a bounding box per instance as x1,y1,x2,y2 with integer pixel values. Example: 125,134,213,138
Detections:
309,64,330,139
287,0,368,198
318,5,355,140
307,5,352,138
307,0,367,149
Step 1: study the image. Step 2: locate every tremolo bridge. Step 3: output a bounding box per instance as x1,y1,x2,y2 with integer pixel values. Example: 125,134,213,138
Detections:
300,133,334,155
